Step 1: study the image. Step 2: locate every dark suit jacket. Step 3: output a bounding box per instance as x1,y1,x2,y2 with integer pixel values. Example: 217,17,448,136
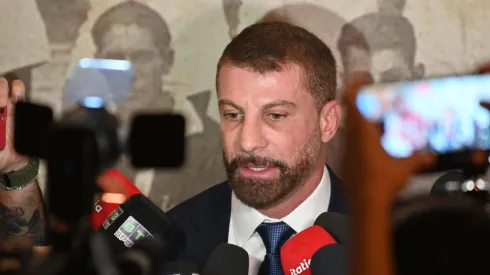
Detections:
167,166,348,269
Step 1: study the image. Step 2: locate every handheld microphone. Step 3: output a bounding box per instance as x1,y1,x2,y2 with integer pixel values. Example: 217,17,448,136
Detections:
91,169,142,230
97,193,184,260
430,170,467,197
116,238,169,275
202,243,249,275
430,171,490,206
280,225,337,275
314,212,349,244
310,244,347,275
92,169,184,261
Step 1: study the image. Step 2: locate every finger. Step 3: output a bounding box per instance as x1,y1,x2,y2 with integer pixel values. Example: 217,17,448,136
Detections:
0,77,8,107
400,152,436,173
10,80,25,103
342,72,378,135
478,62,490,74
472,150,489,166
343,72,374,107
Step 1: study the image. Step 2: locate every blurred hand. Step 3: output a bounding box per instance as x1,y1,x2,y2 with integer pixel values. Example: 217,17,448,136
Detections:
475,62,490,164
340,73,435,205
0,78,29,173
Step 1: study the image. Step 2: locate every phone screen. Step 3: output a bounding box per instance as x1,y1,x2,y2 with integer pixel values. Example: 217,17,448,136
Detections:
356,75,490,159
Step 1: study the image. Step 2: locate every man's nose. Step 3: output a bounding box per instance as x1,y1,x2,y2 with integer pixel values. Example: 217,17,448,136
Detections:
238,118,267,153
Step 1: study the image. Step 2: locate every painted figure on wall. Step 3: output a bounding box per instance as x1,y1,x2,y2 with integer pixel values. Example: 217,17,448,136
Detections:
222,0,243,39
330,0,423,178
337,0,424,82
92,1,226,211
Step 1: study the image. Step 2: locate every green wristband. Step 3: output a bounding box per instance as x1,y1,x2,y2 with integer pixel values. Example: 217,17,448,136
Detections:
0,158,40,190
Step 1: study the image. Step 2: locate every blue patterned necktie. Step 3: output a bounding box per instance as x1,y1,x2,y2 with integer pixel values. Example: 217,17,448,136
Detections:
256,222,296,275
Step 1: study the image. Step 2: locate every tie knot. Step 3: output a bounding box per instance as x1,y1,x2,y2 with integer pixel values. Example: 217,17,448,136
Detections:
256,222,295,255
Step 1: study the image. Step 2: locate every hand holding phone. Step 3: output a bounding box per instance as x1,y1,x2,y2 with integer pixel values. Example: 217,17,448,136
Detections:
0,77,30,173
356,74,490,172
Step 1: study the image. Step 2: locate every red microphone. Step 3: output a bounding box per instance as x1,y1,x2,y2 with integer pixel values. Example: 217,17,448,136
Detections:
90,169,142,230
280,225,337,275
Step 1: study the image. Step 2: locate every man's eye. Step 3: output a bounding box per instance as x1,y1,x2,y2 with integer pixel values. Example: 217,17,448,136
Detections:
224,112,242,120
269,113,286,121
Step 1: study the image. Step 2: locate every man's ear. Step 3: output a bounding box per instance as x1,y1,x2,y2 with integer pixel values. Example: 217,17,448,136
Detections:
319,99,342,143
413,63,425,79
161,48,175,75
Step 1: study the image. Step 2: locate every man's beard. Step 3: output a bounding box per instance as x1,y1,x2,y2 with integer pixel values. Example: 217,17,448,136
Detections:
223,127,322,209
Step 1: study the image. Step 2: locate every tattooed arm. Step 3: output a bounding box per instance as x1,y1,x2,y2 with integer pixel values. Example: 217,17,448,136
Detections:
0,180,48,247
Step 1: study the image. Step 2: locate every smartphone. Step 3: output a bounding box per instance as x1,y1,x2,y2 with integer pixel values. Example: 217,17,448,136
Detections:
356,74,490,172
63,58,134,108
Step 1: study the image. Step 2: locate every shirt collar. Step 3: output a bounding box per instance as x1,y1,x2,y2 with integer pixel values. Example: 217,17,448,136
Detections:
230,166,331,246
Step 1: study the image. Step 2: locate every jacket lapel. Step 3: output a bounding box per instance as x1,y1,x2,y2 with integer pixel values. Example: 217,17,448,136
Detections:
187,182,231,269
326,166,348,214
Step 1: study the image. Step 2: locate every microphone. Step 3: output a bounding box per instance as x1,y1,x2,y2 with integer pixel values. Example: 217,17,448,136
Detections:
91,169,184,262
116,238,170,275
160,261,200,275
430,170,490,206
202,243,249,275
430,170,467,197
310,244,347,275
314,212,349,244
91,169,142,230
97,193,184,260
280,225,337,275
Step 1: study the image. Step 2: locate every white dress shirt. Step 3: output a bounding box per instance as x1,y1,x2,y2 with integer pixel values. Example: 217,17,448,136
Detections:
228,167,331,275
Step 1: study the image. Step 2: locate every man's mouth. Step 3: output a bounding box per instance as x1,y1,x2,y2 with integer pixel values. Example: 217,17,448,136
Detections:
233,161,281,178
247,167,269,172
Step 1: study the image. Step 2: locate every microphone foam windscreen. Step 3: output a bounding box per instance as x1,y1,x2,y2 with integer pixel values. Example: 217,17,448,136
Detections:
280,225,337,275
202,243,249,275
314,212,349,244
310,244,347,275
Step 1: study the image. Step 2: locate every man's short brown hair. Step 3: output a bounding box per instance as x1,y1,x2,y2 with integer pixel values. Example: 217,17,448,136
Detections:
217,21,337,110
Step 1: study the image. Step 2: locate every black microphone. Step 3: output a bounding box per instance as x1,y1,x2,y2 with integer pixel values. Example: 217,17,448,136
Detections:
430,170,490,206
310,244,347,275
314,212,349,244
160,261,199,275
202,243,249,275
430,170,467,197
97,194,185,262
116,238,170,275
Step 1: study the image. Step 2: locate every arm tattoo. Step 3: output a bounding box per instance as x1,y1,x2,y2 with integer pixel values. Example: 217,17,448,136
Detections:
0,181,48,246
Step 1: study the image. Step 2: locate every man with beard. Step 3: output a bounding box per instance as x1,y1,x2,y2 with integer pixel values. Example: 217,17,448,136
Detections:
91,2,226,209
166,22,346,274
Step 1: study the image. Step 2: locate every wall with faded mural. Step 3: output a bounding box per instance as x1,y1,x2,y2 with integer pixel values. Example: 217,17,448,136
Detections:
3,0,490,211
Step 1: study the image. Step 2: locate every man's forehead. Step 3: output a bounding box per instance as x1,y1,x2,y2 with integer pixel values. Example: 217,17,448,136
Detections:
218,63,305,87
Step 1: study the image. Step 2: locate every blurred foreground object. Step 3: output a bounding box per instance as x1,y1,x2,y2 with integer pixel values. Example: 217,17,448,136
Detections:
393,196,490,275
